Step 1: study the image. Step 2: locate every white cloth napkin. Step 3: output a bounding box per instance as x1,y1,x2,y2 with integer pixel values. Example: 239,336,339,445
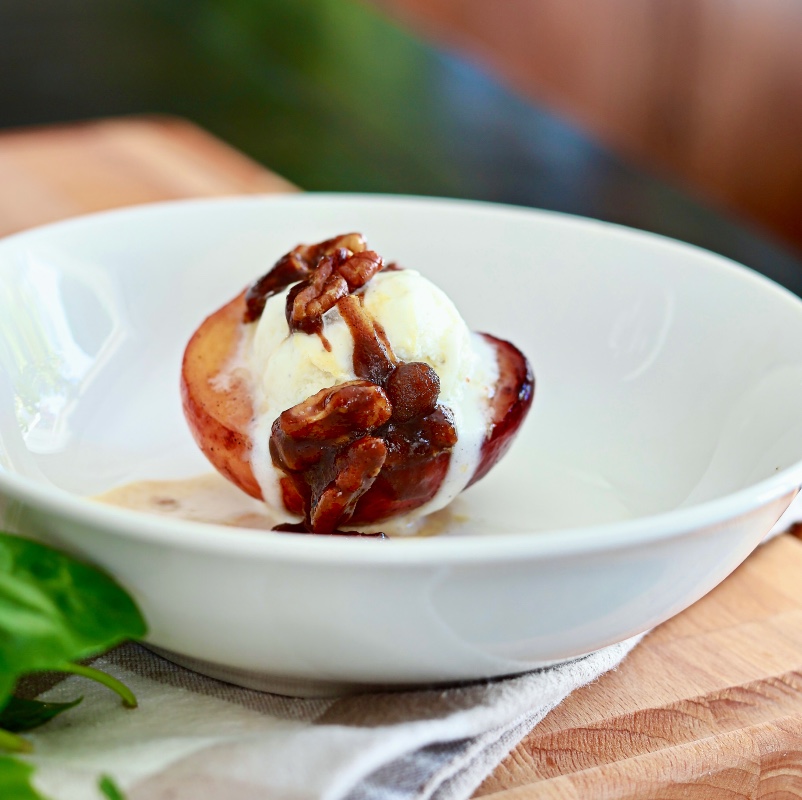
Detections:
24,635,643,800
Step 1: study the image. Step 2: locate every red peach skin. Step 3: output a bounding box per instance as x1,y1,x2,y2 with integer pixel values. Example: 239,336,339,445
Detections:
181,291,263,500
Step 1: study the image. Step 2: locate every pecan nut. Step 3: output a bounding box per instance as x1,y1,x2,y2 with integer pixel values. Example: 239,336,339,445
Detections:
309,436,387,533
286,255,349,335
270,381,392,472
245,232,367,322
338,250,383,290
385,362,441,423
286,248,384,336
278,380,392,442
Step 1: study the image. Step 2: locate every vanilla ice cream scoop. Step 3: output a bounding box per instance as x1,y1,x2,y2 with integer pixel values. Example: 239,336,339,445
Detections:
181,233,534,536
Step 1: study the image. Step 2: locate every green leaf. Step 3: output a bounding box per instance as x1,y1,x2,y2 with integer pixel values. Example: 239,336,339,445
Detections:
0,755,50,799
0,728,32,753
56,664,137,709
0,696,83,733
99,774,127,800
0,533,147,706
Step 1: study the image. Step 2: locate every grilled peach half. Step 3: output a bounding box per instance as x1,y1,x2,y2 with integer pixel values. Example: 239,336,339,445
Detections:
181,292,533,526
181,290,262,500
182,234,533,533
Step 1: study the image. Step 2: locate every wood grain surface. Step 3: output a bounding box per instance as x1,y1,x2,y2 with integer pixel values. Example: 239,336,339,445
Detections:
0,115,296,238
1,117,801,799
371,0,802,256
478,532,802,799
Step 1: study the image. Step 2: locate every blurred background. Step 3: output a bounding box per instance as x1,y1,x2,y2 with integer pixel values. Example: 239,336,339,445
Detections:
2,0,801,283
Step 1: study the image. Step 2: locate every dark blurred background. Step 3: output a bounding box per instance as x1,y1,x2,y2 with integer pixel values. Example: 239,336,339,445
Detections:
2,0,801,288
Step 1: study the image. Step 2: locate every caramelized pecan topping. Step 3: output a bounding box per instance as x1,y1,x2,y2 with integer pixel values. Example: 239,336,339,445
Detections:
338,249,384,290
271,381,392,470
244,232,367,322
270,382,394,535
286,249,383,337
310,437,388,534
386,362,440,423
271,373,456,534
264,234,458,535
286,253,350,336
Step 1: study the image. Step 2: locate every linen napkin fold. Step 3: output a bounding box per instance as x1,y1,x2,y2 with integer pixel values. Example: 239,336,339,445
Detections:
23,636,643,800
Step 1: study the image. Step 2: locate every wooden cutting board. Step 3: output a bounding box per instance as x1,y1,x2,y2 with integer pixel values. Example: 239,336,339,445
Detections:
2,116,802,799
477,530,802,799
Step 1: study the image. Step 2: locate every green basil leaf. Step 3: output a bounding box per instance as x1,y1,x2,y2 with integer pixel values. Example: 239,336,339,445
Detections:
99,774,127,800
0,533,147,706
0,696,83,733
0,728,32,753
0,755,50,799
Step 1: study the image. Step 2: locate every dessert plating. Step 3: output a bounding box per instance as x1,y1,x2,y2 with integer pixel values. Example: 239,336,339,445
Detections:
181,233,534,535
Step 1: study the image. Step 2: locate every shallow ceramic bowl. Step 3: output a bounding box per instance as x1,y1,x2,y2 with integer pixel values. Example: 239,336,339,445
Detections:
2,195,802,696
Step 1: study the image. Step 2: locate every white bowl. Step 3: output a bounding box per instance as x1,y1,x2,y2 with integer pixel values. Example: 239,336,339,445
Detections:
2,194,801,696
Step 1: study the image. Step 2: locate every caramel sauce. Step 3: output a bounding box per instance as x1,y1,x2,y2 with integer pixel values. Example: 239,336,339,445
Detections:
337,294,397,385
93,473,281,529
271,522,387,539
244,251,310,322
91,472,466,537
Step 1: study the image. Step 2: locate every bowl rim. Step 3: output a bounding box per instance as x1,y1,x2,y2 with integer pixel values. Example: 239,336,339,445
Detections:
2,192,802,566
